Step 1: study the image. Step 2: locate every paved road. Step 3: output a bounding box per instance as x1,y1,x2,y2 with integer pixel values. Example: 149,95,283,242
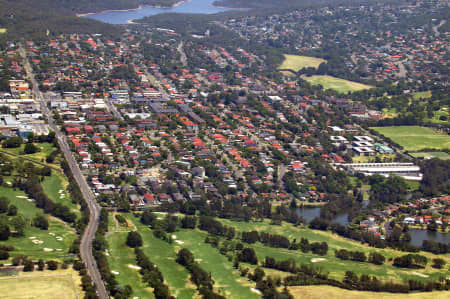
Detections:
105,98,123,121
19,44,108,299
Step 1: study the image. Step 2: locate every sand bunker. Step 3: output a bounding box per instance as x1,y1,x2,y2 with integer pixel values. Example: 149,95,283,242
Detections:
171,235,177,239
111,271,120,275
43,248,53,252
32,240,44,245
175,240,184,245
16,196,28,199
311,258,327,263
56,237,63,241
411,272,429,278
128,264,141,270
251,288,262,295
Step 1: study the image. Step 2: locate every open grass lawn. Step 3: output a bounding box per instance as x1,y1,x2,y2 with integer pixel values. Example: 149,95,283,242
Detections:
304,75,373,93
288,285,450,299
410,151,450,160
0,186,76,261
1,142,61,170
278,54,326,72
352,154,395,163
0,268,82,299
424,108,449,125
106,232,155,299
214,218,450,283
371,126,450,151
412,90,432,100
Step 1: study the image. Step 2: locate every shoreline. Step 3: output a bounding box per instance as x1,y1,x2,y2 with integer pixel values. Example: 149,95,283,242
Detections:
76,0,189,18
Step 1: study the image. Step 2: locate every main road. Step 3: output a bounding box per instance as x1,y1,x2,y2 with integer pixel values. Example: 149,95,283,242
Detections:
19,44,109,299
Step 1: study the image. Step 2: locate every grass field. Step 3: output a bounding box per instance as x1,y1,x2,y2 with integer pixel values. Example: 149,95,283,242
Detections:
304,75,373,93
0,186,76,261
0,268,82,299
409,151,450,160
412,90,432,100
278,54,327,72
288,285,450,299
2,142,56,164
371,126,450,151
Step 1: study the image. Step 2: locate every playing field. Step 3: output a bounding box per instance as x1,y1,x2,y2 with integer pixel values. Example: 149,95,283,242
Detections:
371,126,450,151
278,54,326,72
288,285,450,299
304,75,373,93
0,272,79,299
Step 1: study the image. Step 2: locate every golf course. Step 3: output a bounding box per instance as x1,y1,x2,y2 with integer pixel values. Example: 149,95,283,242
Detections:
106,213,450,298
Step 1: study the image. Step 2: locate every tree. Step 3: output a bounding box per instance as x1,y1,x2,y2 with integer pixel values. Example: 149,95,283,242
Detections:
0,222,10,240
368,252,385,265
47,260,58,270
176,248,194,267
33,214,49,230
432,258,445,269
24,143,38,154
0,196,9,213
126,231,143,248
11,216,26,236
38,259,45,271
0,250,9,260
7,205,17,216
23,259,34,272
2,137,22,148
238,248,258,265
252,267,265,282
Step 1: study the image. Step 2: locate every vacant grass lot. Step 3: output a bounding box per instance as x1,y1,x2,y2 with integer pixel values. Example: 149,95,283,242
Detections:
371,126,450,151
304,75,373,93
288,285,450,299
0,268,82,299
278,54,327,72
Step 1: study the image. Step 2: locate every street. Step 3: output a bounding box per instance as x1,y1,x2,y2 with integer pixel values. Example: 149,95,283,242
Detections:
19,44,109,299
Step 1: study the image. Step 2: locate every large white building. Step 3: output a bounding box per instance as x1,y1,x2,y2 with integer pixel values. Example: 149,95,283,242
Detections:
333,162,422,181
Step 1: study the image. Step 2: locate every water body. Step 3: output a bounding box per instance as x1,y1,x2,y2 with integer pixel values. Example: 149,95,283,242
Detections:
295,207,349,226
84,0,235,24
408,229,450,247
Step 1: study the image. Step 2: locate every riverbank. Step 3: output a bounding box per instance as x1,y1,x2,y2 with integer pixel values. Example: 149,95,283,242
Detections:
76,0,188,18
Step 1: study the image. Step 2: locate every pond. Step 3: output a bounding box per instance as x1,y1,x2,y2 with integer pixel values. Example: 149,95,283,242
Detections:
84,0,236,24
295,207,349,226
408,229,450,247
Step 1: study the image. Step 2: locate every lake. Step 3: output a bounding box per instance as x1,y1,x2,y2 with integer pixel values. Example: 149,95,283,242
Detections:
84,0,235,24
408,229,450,247
295,207,349,226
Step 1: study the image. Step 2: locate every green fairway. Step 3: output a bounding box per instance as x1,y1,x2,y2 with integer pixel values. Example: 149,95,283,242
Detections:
304,75,373,93
410,151,450,160
106,232,155,299
371,126,450,151
0,186,77,261
278,54,326,71
1,142,61,169
42,172,80,216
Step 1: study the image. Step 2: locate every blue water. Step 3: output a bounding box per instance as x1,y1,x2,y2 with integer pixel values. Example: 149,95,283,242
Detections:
84,0,235,24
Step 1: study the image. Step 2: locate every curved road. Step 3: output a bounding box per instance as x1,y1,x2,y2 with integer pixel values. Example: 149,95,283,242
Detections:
19,44,108,299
